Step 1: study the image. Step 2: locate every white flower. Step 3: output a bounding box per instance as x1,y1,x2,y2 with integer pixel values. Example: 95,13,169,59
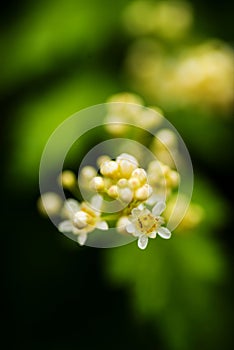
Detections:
58,195,108,246
126,201,171,249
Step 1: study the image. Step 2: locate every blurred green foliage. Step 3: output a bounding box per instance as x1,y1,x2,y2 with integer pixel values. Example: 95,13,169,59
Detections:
8,71,119,186
0,0,127,92
104,177,229,350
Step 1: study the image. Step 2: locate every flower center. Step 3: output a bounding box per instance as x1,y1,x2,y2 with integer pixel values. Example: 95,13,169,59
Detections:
136,213,159,235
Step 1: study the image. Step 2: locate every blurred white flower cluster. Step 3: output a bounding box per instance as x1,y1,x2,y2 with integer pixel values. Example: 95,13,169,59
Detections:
127,40,234,113
104,92,163,135
123,1,234,113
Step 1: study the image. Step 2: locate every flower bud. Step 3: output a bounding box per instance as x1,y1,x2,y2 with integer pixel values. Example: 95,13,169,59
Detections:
116,216,131,234
107,185,119,199
118,187,133,202
80,166,97,181
100,160,119,178
131,168,147,184
116,153,138,178
117,178,129,188
58,170,76,189
135,184,153,201
37,192,62,216
156,129,178,149
73,211,89,229
97,155,111,168
90,176,105,191
167,170,180,187
128,176,141,189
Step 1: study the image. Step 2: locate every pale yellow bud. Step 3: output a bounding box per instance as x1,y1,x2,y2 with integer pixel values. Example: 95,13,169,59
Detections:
128,177,141,189
107,185,119,199
80,166,97,181
166,170,180,188
116,154,138,178
131,168,147,184
58,170,76,189
156,129,178,149
118,160,137,178
100,160,119,178
96,155,111,168
90,176,105,191
116,216,131,234
116,153,138,166
117,178,129,188
135,184,153,201
118,187,133,202
37,192,62,216
161,163,170,175
137,108,163,128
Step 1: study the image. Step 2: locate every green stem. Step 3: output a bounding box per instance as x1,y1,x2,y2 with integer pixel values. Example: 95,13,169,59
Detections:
101,214,120,221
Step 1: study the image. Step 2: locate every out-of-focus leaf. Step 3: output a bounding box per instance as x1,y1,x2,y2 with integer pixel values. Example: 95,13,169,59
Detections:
0,0,128,91
165,108,233,169
7,70,119,187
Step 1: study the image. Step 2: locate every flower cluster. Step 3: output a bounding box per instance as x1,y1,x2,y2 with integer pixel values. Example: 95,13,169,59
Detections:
39,152,180,249
124,0,234,115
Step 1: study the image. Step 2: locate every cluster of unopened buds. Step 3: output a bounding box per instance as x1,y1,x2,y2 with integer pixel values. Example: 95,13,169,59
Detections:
39,153,180,250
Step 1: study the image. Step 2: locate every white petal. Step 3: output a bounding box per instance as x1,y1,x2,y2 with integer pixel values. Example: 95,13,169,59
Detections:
146,192,164,205
157,227,171,239
77,233,87,246
149,231,157,238
91,194,103,211
58,220,74,233
96,221,108,230
65,199,80,214
138,235,148,250
126,223,136,234
152,201,166,216
132,230,140,237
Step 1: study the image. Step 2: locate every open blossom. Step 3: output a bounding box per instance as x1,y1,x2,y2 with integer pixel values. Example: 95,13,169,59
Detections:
58,195,108,246
126,201,171,249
